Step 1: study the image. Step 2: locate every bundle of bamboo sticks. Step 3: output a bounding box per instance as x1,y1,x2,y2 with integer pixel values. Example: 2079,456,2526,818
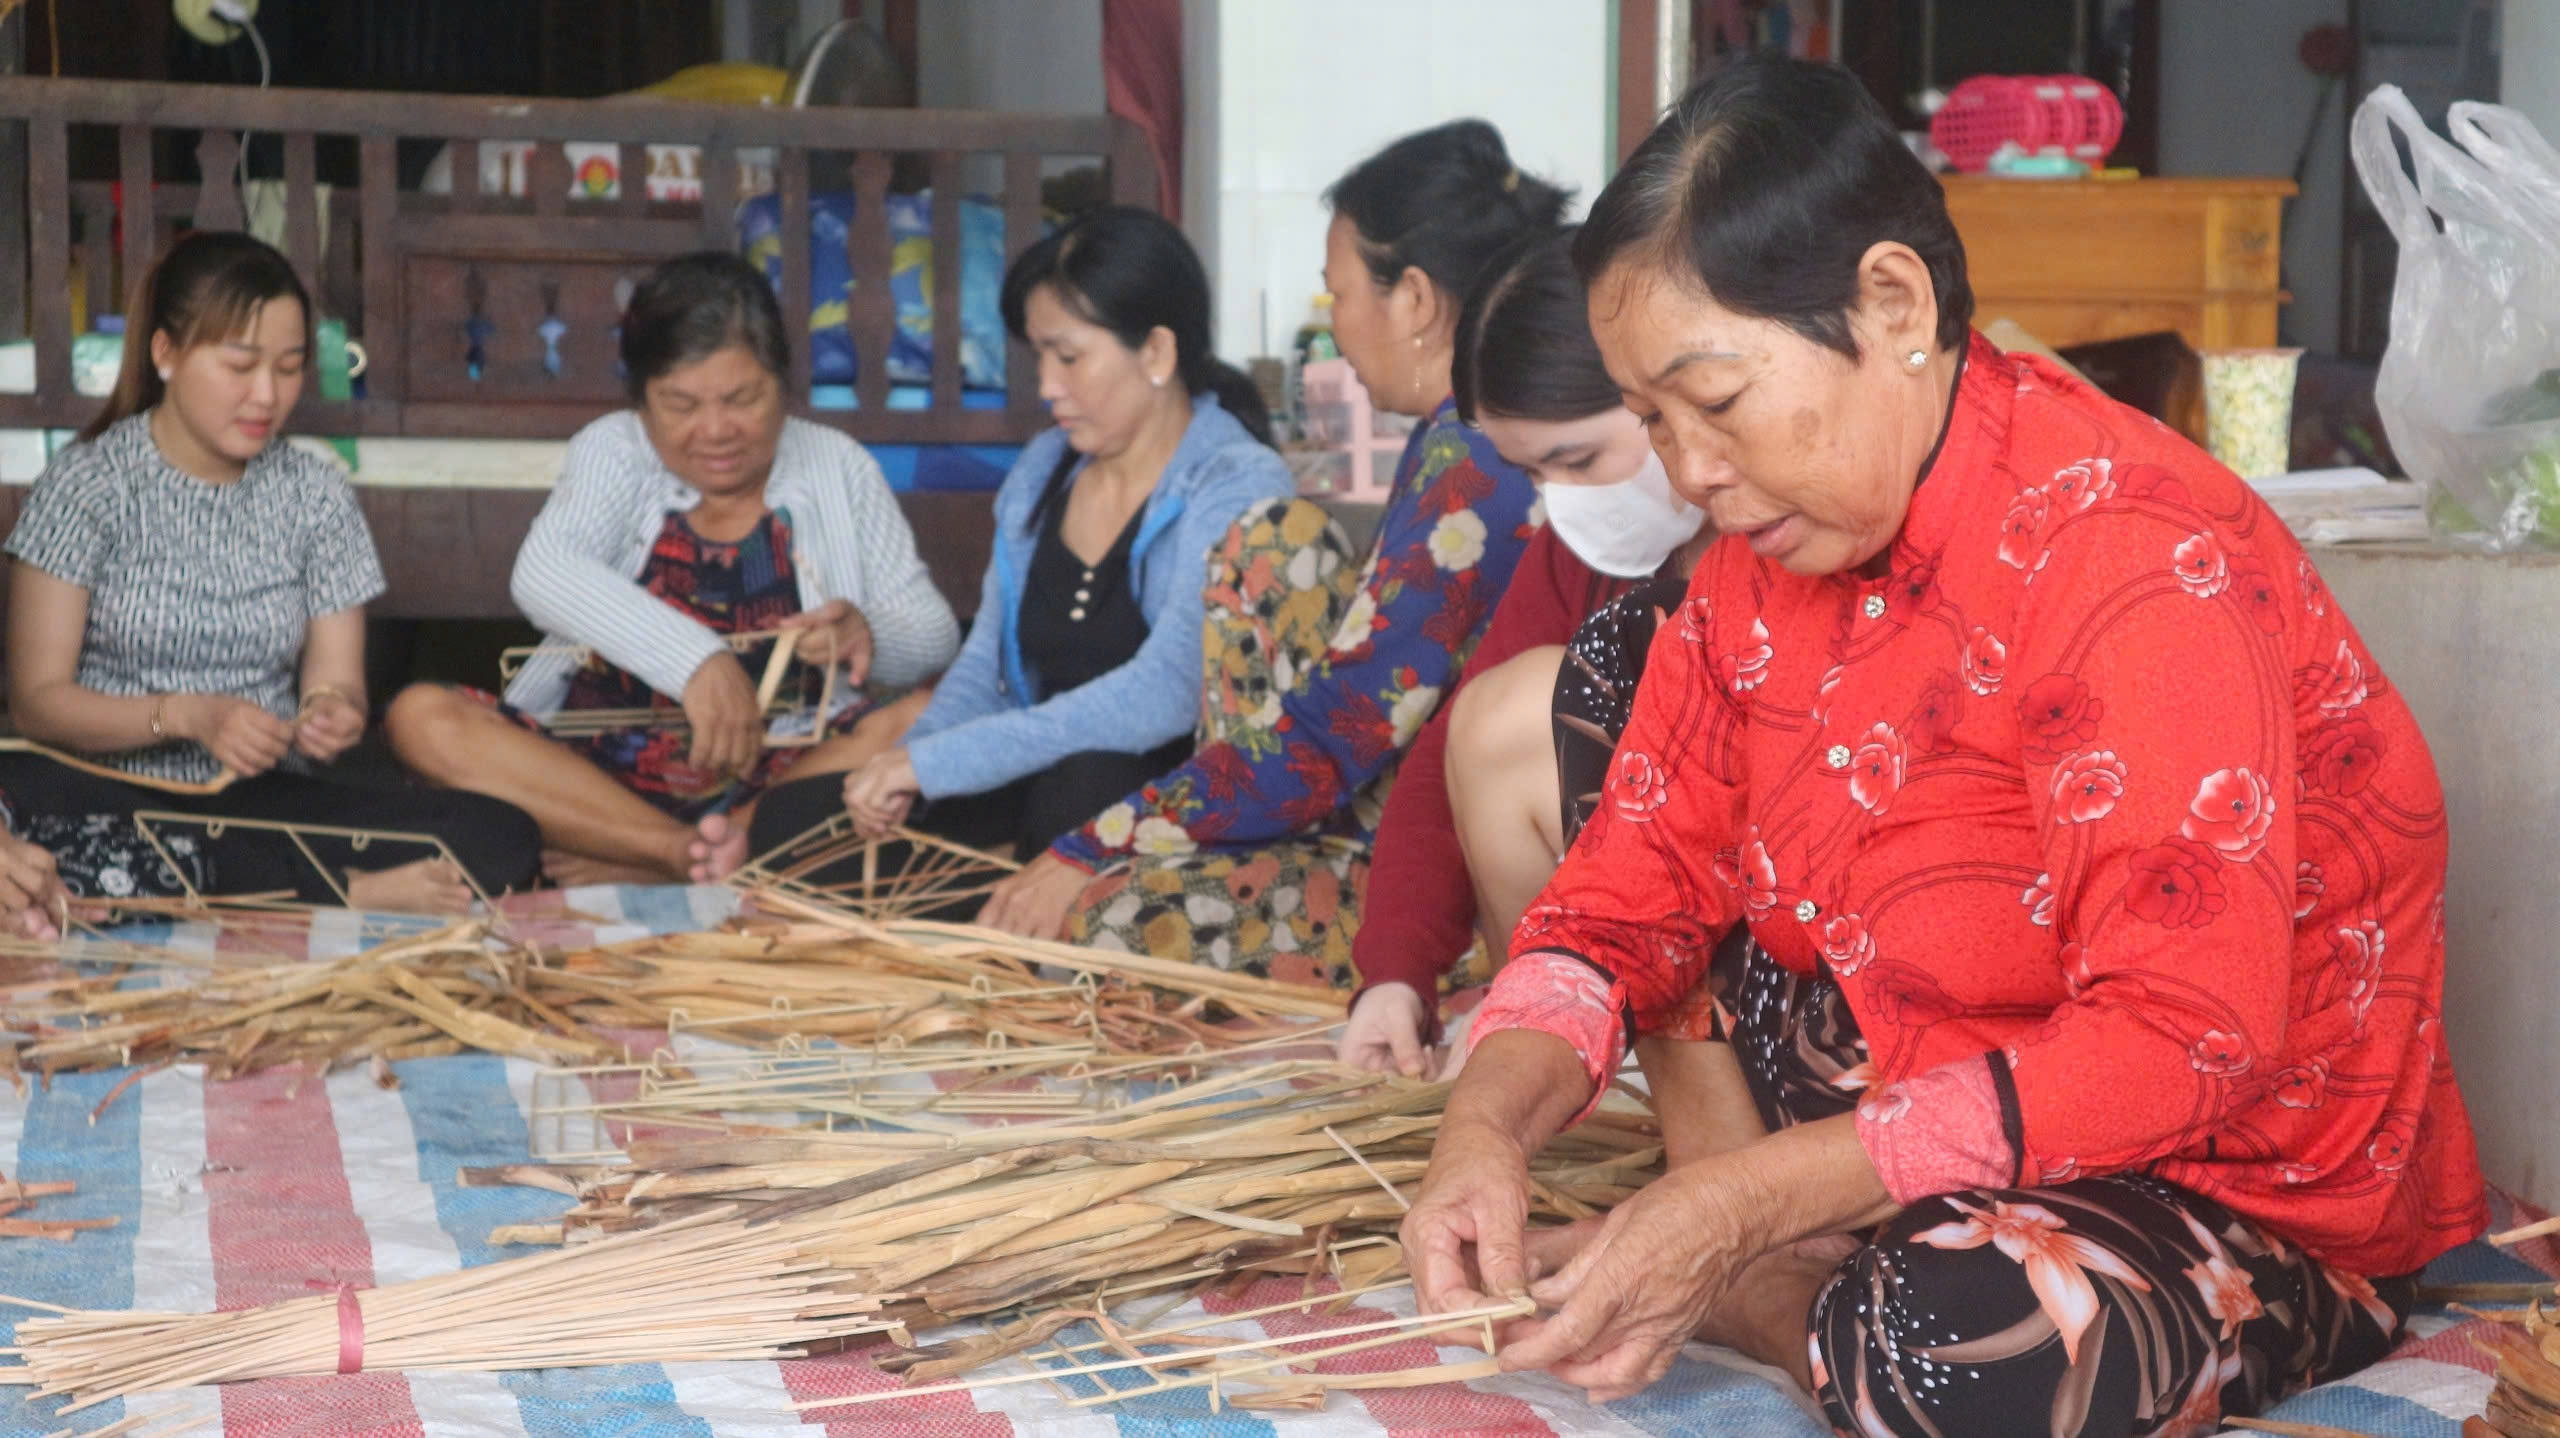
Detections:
1,1067,1663,1410
3,1206,893,1413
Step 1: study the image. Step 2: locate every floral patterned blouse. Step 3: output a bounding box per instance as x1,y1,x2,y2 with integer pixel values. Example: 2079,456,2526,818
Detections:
1472,335,2486,1278
1051,400,1540,870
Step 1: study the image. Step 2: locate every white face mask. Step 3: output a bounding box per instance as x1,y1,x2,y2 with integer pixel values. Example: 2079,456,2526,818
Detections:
1538,447,1707,578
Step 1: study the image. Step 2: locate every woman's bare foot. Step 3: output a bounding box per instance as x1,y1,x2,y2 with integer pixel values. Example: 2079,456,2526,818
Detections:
541,849,673,889
1693,1242,1842,1390
686,812,752,883
345,858,476,914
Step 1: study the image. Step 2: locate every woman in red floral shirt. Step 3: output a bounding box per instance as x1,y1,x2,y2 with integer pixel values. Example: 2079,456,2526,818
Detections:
1405,57,2486,1437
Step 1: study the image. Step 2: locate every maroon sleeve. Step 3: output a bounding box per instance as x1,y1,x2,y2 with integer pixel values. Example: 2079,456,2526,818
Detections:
1351,527,1602,1017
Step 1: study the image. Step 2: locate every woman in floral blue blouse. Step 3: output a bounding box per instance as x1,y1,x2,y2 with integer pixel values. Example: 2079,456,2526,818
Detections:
973,120,1566,984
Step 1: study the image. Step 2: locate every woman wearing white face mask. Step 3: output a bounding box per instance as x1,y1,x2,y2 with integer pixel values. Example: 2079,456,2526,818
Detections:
1341,229,1734,1090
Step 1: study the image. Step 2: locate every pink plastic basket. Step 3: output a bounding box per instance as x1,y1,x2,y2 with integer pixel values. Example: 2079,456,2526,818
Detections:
1930,74,2125,173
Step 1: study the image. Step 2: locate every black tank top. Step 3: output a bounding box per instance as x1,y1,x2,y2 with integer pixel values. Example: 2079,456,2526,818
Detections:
1017,483,1153,699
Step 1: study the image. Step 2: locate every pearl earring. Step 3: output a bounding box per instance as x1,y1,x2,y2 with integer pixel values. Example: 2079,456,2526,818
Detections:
1150,374,1165,389
158,368,172,381
1905,349,1929,371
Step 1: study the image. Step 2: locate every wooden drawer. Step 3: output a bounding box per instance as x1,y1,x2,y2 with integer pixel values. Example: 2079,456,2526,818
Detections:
1942,175,2296,354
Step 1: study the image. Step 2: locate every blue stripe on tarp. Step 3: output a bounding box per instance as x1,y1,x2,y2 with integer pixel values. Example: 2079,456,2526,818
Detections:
2259,1381,2463,1438
2421,1234,2550,1287
395,1049,715,1438
0,1067,147,1434
1603,1350,1830,1438
615,884,710,938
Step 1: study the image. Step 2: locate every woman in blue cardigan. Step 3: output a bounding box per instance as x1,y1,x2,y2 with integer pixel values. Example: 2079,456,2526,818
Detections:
745,207,1292,864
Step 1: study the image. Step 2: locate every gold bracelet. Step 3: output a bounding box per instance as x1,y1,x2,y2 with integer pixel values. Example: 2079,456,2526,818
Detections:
148,694,169,741
299,683,359,715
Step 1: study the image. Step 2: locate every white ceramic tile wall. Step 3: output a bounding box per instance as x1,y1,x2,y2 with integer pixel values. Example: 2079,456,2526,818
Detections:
1200,0,1612,361
2507,2,2560,154
918,0,1108,115
2158,0,2350,354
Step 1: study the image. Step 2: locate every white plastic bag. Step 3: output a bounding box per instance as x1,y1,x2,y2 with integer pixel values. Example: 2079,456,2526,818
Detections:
2350,86,2560,549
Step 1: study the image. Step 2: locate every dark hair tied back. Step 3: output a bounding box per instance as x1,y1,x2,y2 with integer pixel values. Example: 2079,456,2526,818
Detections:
85,230,314,443
1453,226,1622,426
1326,119,1573,302
1574,55,1973,359
619,250,794,405
1000,205,1271,524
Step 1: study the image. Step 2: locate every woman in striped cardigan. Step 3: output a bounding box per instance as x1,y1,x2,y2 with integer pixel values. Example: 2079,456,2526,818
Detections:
384,252,959,886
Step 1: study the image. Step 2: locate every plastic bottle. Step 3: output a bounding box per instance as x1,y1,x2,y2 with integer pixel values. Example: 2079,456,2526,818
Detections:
1296,294,1338,366
1285,294,1337,440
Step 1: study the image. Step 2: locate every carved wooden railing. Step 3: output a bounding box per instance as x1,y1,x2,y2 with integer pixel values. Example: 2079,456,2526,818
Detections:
0,77,1156,445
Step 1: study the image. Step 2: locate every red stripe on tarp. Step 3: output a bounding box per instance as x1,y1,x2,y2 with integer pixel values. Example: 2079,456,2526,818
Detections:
2390,1318,2500,1373
2485,1190,2560,1278
1205,1276,1556,1435
202,1065,424,1437
772,1339,1015,1437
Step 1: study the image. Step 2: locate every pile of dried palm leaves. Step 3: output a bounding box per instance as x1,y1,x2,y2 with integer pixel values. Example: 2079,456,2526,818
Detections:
2468,1297,2560,1438
2465,1215,2560,1437
0,853,1657,1414
3,924,607,1084
0,903,1340,1091
1,1066,1664,1411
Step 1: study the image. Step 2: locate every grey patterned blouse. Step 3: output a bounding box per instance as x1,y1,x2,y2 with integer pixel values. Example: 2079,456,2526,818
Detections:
5,413,386,784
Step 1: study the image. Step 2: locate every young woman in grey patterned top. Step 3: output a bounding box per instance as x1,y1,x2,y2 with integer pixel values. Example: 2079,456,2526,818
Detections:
0,232,541,910
384,253,959,887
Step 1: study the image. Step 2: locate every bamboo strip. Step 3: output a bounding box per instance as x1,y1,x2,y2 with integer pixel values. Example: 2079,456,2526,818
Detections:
2492,1216,2560,1248
795,1298,1532,1411
0,740,235,796
2225,1420,2400,1438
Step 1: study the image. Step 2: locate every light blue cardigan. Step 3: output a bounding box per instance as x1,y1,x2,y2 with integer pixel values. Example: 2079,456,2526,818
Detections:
904,397,1294,800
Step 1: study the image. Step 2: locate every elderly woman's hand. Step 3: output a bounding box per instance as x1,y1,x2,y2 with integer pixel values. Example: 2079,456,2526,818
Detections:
777,599,875,688
1406,1028,1605,1317
1404,1114,1540,1316
1497,1154,1773,1401
682,651,765,779
1500,1114,1898,1402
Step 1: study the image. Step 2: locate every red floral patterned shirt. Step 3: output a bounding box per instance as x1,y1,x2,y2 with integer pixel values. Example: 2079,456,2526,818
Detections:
1473,335,2486,1277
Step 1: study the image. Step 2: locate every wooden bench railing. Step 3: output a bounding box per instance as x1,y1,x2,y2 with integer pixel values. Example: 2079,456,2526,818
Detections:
0,77,1155,446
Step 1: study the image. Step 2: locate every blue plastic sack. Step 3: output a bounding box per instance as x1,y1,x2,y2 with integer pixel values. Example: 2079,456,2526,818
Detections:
738,188,1016,391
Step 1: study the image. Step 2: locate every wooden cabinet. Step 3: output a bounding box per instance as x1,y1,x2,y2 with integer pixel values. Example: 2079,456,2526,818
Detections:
1940,175,2295,353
